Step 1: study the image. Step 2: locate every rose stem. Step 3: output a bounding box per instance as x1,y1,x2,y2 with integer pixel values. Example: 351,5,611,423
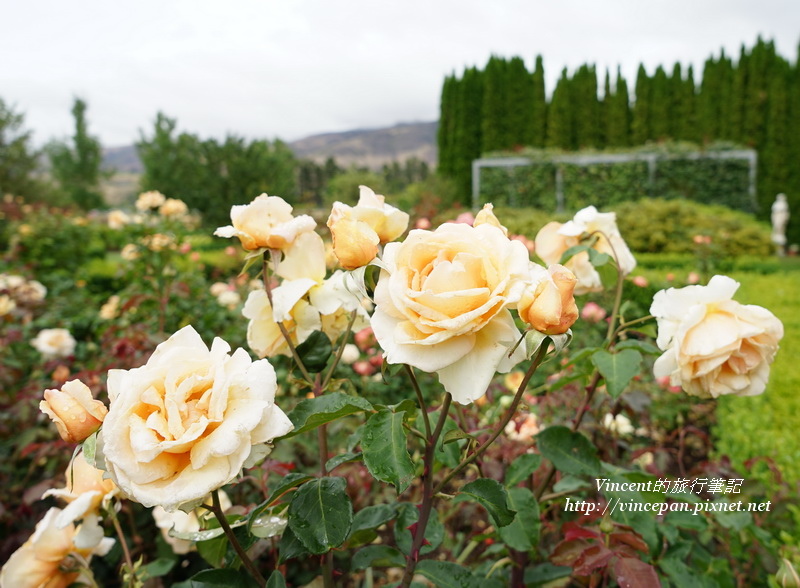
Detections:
321,309,359,390
537,250,626,500
109,508,134,573
400,392,453,587
405,365,432,438
210,489,266,586
261,251,313,384
432,342,549,497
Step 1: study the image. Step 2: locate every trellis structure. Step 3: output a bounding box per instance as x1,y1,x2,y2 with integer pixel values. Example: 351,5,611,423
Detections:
471,150,758,211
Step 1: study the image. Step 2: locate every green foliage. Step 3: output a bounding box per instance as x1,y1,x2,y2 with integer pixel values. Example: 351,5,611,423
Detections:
287,477,353,554
0,98,43,200
615,198,772,257
47,98,105,210
323,169,385,206
137,113,298,226
361,408,415,493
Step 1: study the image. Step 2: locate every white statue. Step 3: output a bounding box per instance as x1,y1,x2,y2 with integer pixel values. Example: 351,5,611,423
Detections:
771,193,790,256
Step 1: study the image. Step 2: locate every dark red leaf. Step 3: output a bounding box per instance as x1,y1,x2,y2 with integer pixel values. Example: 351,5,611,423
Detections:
563,521,602,541
610,531,649,553
613,556,662,588
573,544,614,577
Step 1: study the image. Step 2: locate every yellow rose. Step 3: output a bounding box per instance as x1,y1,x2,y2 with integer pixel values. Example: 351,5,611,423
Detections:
100,326,293,511
651,275,784,398
371,219,530,404
327,185,409,269
518,264,579,335
214,194,316,251
0,507,113,588
40,380,108,444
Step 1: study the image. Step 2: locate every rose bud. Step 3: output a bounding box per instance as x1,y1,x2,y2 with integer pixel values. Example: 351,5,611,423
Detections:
40,380,108,443
518,264,579,335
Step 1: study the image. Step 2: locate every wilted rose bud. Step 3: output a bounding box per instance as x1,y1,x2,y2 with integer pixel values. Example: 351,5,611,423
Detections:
518,264,579,335
473,203,508,235
776,558,800,588
40,380,108,443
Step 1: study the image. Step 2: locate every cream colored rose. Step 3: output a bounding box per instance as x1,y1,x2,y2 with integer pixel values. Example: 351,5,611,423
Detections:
518,263,579,335
31,328,76,359
371,221,530,404
327,185,409,269
214,194,316,251
153,491,232,554
43,454,118,550
242,289,321,358
0,507,113,588
120,243,139,261
135,190,166,211
159,198,188,217
216,289,242,309
100,326,294,511
40,380,108,443
535,206,636,295
0,295,15,316
107,209,130,229
99,295,120,320
651,275,784,398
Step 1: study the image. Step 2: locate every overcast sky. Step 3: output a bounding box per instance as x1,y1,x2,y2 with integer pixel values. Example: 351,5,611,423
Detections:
3,0,798,148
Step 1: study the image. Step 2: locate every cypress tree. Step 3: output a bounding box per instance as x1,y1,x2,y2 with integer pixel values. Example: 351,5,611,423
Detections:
605,67,631,147
531,55,547,147
631,64,651,145
650,65,671,140
573,65,600,148
506,56,534,148
547,68,574,149
481,56,510,152
761,59,791,211
437,74,457,177
698,55,721,142
454,67,484,199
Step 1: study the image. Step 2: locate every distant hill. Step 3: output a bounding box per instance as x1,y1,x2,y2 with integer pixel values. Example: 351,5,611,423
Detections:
100,121,438,174
289,121,438,169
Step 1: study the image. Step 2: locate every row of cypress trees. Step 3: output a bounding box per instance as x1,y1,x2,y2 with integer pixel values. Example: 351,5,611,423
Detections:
438,37,800,224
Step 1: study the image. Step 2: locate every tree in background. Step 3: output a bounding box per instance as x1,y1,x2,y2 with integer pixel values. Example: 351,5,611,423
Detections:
0,98,41,199
631,64,651,145
547,68,574,149
604,67,631,147
137,113,297,227
48,98,106,210
530,55,547,147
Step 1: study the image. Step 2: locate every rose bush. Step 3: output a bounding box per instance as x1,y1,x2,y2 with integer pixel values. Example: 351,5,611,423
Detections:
100,325,293,511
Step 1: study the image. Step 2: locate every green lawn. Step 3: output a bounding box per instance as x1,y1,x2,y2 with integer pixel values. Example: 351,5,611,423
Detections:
635,257,800,487
714,265,800,486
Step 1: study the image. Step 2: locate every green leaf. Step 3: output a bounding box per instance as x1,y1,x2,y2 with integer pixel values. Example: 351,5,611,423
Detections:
325,451,362,472
277,527,309,563
536,426,601,476
362,409,415,493
591,349,643,398
247,473,313,534
498,487,540,551
434,412,461,468
587,248,611,267
348,503,397,546
443,427,475,445
284,392,373,438
295,330,332,372
394,502,444,556
558,244,590,264
614,339,660,355
504,453,542,487
351,545,406,570
174,568,260,588
287,477,353,554
138,558,175,581
416,560,504,588
266,570,287,588
196,534,229,568
454,478,516,528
